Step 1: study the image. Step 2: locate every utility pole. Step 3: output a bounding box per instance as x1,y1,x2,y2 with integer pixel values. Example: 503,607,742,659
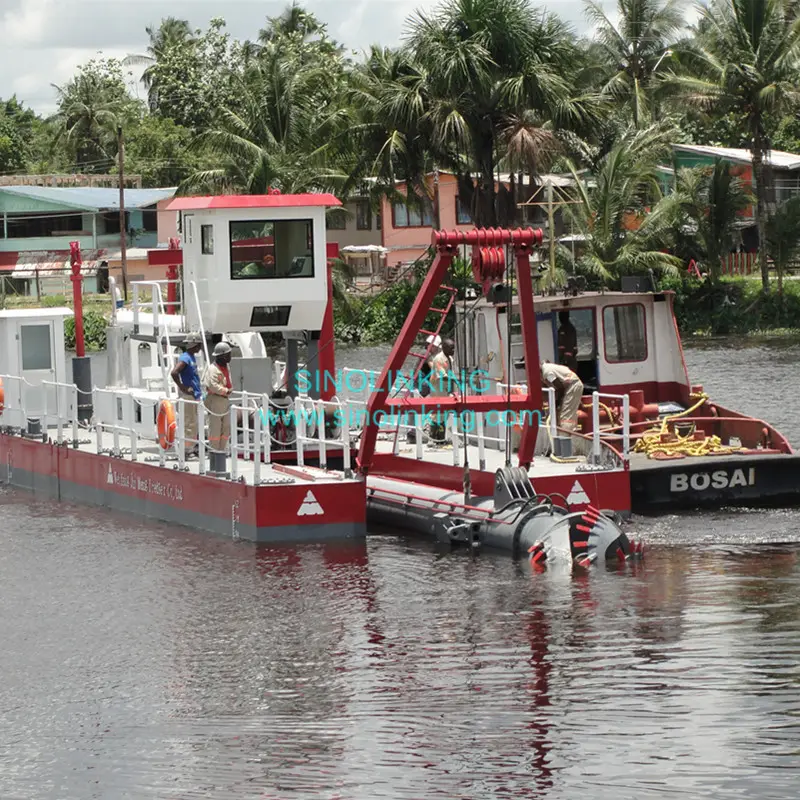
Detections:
117,125,129,302
547,179,556,281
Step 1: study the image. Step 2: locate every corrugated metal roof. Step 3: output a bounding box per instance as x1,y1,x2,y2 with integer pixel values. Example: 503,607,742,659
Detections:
673,144,800,170
0,186,177,211
0,248,109,277
166,193,342,211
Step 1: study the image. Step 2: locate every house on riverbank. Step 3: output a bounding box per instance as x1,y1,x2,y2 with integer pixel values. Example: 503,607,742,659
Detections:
0,185,177,298
666,143,800,275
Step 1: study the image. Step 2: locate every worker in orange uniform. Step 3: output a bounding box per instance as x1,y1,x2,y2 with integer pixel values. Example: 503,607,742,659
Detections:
541,359,583,431
203,341,233,453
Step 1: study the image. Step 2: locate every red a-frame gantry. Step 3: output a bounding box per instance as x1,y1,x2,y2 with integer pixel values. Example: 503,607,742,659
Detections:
357,227,544,476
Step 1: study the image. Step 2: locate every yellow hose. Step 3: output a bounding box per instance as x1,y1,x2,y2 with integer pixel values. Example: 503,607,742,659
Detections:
632,392,743,459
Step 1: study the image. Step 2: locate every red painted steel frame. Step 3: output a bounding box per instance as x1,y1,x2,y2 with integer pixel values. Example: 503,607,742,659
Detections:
69,241,85,357
357,227,544,475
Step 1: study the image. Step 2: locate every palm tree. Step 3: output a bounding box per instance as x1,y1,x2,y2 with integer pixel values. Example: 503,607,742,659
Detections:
402,0,595,227
765,195,800,296
646,158,753,281
565,124,681,283
183,48,348,195
674,0,800,292
259,2,324,43
51,62,138,171
122,18,195,110
346,46,438,224
584,0,684,128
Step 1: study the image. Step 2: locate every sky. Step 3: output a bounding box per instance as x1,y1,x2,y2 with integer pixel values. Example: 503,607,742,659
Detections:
0,0,592,115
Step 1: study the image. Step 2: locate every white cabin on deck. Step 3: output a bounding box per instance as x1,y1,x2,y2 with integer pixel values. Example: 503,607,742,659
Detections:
462,290,691,406
0,308,72,423
166,192,341,335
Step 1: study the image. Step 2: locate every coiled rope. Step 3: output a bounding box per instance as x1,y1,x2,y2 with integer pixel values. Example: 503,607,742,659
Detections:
632,392,743,460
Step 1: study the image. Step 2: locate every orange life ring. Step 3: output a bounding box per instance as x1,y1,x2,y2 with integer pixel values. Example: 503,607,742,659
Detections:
0,376,4,416
157,399,176,450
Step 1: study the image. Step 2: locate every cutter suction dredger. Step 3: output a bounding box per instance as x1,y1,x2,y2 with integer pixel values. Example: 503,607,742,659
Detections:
367,468,643,569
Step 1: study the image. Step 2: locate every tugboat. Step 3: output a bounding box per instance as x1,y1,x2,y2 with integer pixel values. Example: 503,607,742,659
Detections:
0,191,366,542
356,227,800,521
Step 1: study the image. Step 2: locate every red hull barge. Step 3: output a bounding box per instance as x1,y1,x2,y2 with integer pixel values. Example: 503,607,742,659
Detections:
0,433,365,542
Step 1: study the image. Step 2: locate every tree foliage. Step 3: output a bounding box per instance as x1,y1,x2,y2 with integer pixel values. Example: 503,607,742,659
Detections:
5,0,800,318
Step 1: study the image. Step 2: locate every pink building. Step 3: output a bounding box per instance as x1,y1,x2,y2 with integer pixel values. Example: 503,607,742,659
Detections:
380,173,474,267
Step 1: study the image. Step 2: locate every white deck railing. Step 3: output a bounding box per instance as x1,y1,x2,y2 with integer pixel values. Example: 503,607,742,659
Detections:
590,391,630,464
294,395,352,474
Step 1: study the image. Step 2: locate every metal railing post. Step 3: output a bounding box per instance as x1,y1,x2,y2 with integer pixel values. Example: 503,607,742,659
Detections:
318,400,327,470
341,401,351,475
477,412,486,471
55,385,64,444
253,403,262,485
197,402,206,475
261,395,271,465
548,387,557,439
296,396,305,468
622,394,630,463
241,391,250,459
72,385,79,447
177,397,185,470
592,391,601,463
111,389,120,455
229,404,239,481
415,411,423,460
42,382,48,437
451,413,461,467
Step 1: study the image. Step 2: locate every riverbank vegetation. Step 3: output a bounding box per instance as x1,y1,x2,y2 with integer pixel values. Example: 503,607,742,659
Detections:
5,0,800,336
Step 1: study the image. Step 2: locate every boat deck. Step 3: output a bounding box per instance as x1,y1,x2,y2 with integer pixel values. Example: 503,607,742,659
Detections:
72,429,351,486
374,436,614,478
627,449,792,471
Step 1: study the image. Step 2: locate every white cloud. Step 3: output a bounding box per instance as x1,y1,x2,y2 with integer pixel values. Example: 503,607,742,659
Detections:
0,0,598,115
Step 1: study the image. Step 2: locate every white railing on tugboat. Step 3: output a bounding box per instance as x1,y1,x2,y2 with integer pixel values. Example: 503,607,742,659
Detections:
590,391,630,464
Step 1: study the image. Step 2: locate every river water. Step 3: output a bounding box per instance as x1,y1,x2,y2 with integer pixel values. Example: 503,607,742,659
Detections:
2,341,799,799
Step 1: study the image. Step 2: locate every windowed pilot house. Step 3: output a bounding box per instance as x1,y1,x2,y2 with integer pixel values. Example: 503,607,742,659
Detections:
166,192,342,334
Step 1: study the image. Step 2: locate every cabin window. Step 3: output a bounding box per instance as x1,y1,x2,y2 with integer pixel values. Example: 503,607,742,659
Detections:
250,305,291,327
201,225,214,254
230,219,314,280
20,324,52,371
603,303,647,362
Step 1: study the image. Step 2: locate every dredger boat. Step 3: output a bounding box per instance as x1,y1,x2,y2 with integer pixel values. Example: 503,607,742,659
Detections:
354,226,800,524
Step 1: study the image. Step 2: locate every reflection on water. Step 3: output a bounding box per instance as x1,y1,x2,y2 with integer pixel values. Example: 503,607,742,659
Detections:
1,489,799,800
0,341,796,799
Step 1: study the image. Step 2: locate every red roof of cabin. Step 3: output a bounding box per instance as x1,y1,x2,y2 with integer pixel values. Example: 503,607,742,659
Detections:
166,193,342,211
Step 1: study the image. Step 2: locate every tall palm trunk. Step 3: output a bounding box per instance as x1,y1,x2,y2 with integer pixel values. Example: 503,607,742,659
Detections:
751,125,770,292
475,132,498,228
